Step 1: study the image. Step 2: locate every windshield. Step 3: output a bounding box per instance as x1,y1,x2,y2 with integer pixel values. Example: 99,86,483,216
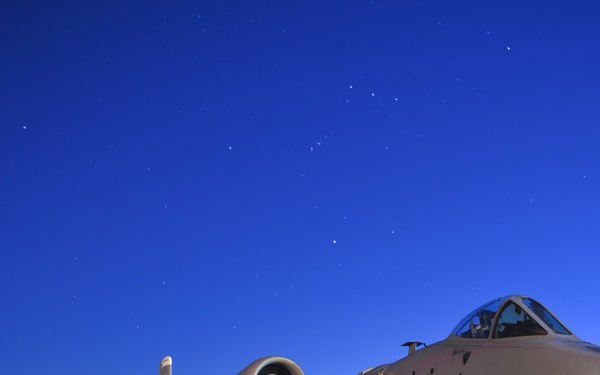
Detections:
493,301,547,338
522,298,572,335
452,297,503,338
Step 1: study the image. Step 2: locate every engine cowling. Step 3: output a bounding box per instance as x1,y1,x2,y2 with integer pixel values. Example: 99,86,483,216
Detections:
237,356,304,375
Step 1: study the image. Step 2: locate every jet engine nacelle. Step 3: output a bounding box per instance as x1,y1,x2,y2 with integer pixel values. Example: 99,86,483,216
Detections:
237,356,304,375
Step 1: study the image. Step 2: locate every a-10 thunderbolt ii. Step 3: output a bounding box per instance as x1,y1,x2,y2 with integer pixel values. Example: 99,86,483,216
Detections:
158,295,600,375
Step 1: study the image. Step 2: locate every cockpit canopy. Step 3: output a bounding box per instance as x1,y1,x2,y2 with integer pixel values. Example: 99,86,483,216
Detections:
451,295,572,339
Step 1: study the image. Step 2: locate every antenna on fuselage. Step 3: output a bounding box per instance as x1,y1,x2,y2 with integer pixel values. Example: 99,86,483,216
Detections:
159,356,172,375
402,341,426,355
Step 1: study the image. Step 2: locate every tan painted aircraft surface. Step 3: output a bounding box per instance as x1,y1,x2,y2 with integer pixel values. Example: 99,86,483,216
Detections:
160,295,600,375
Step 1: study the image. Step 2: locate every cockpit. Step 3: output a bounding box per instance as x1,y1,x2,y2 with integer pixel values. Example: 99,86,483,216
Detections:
451,295,572,339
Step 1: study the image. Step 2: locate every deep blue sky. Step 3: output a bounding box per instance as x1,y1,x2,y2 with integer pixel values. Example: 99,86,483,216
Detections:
2,1,600,374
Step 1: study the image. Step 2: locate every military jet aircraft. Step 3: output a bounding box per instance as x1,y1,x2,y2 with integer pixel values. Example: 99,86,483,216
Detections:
161,295,600,375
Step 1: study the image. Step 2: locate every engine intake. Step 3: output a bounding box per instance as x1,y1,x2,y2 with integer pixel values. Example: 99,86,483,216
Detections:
237,356,304,375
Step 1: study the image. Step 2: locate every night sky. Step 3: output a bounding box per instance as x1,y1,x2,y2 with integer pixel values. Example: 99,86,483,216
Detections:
2,1,600,374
